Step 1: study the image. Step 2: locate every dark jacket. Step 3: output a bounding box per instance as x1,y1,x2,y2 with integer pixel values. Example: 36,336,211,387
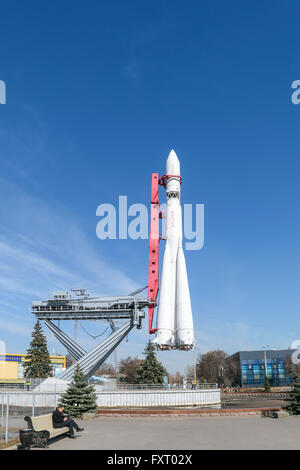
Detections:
52,409,65,428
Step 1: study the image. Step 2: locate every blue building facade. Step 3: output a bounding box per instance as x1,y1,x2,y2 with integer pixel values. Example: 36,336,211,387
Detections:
229,349,296,388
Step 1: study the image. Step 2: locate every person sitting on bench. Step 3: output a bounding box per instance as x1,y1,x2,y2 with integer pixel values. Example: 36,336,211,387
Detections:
52,404,84,439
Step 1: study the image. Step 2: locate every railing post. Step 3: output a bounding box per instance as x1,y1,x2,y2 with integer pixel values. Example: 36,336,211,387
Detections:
5,394,9,444
1,393,4,427
32,393,35,417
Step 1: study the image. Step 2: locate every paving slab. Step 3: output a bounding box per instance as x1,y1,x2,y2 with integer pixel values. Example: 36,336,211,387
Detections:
25,415,300,450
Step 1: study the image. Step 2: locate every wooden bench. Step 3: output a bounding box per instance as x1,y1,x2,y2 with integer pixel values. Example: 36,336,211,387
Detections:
23,413,69,448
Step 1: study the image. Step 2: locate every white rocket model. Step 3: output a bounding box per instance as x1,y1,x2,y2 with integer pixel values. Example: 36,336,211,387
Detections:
154,150,194,350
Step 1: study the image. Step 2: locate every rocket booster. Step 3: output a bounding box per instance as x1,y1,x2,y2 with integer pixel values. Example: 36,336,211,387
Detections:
154,150,194,350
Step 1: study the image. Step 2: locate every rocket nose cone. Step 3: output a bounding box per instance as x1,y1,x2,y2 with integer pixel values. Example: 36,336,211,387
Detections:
167,149,179,161
166,149,180,175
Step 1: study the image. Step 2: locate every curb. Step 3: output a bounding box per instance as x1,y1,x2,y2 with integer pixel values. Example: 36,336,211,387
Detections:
97,407,282,417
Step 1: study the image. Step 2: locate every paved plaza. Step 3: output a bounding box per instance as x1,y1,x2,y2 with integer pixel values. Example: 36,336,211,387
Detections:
18,415,300,450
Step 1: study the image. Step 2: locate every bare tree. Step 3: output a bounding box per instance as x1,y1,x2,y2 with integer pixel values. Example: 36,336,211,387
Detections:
169,371,183,385
185,364,194,381
197,350,227,386
196,350,241,387
225,353,241,386
118,356,144,383
66,354,75,369
94,362,116,377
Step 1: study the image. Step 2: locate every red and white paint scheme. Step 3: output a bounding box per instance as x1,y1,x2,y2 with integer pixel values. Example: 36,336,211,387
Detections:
152,150,194,350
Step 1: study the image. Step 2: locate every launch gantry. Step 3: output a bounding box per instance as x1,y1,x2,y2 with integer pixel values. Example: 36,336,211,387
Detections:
31,290,149,380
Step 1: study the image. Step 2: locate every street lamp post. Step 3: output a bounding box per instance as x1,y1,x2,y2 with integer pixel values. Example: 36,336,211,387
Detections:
193,347,199,388
263,345,271,389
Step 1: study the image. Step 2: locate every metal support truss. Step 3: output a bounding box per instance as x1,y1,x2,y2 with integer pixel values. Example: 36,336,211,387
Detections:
59,320,134,380
32,292,148,381
44,320,86,361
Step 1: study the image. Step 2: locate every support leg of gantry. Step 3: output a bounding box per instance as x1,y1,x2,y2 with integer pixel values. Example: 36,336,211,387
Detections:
43,319,86,361
59,320,134,381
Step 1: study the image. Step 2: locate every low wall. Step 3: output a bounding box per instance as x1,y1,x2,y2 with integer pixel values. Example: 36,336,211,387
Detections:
1,389,221,409
96,389,221,408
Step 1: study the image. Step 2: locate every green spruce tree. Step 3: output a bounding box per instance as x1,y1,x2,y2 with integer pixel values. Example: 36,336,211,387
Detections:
285,368,300,415
59,365,97,418
137,341,166,384
23,320,53,378
264,374,271,392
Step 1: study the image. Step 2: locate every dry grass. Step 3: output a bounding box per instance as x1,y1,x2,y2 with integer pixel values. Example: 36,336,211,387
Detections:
0,427,20,450
0,438,20,450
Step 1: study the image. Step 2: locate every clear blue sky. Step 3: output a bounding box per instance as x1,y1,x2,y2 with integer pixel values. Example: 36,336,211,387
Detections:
0,0,299,374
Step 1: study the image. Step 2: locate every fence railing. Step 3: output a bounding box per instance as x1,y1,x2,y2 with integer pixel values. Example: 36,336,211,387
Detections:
0,378,63,392
0,381,218,392
0,392,59,446
115,383,218,390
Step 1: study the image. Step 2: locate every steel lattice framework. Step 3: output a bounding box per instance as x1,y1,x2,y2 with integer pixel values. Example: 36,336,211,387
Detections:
31,294,149,380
